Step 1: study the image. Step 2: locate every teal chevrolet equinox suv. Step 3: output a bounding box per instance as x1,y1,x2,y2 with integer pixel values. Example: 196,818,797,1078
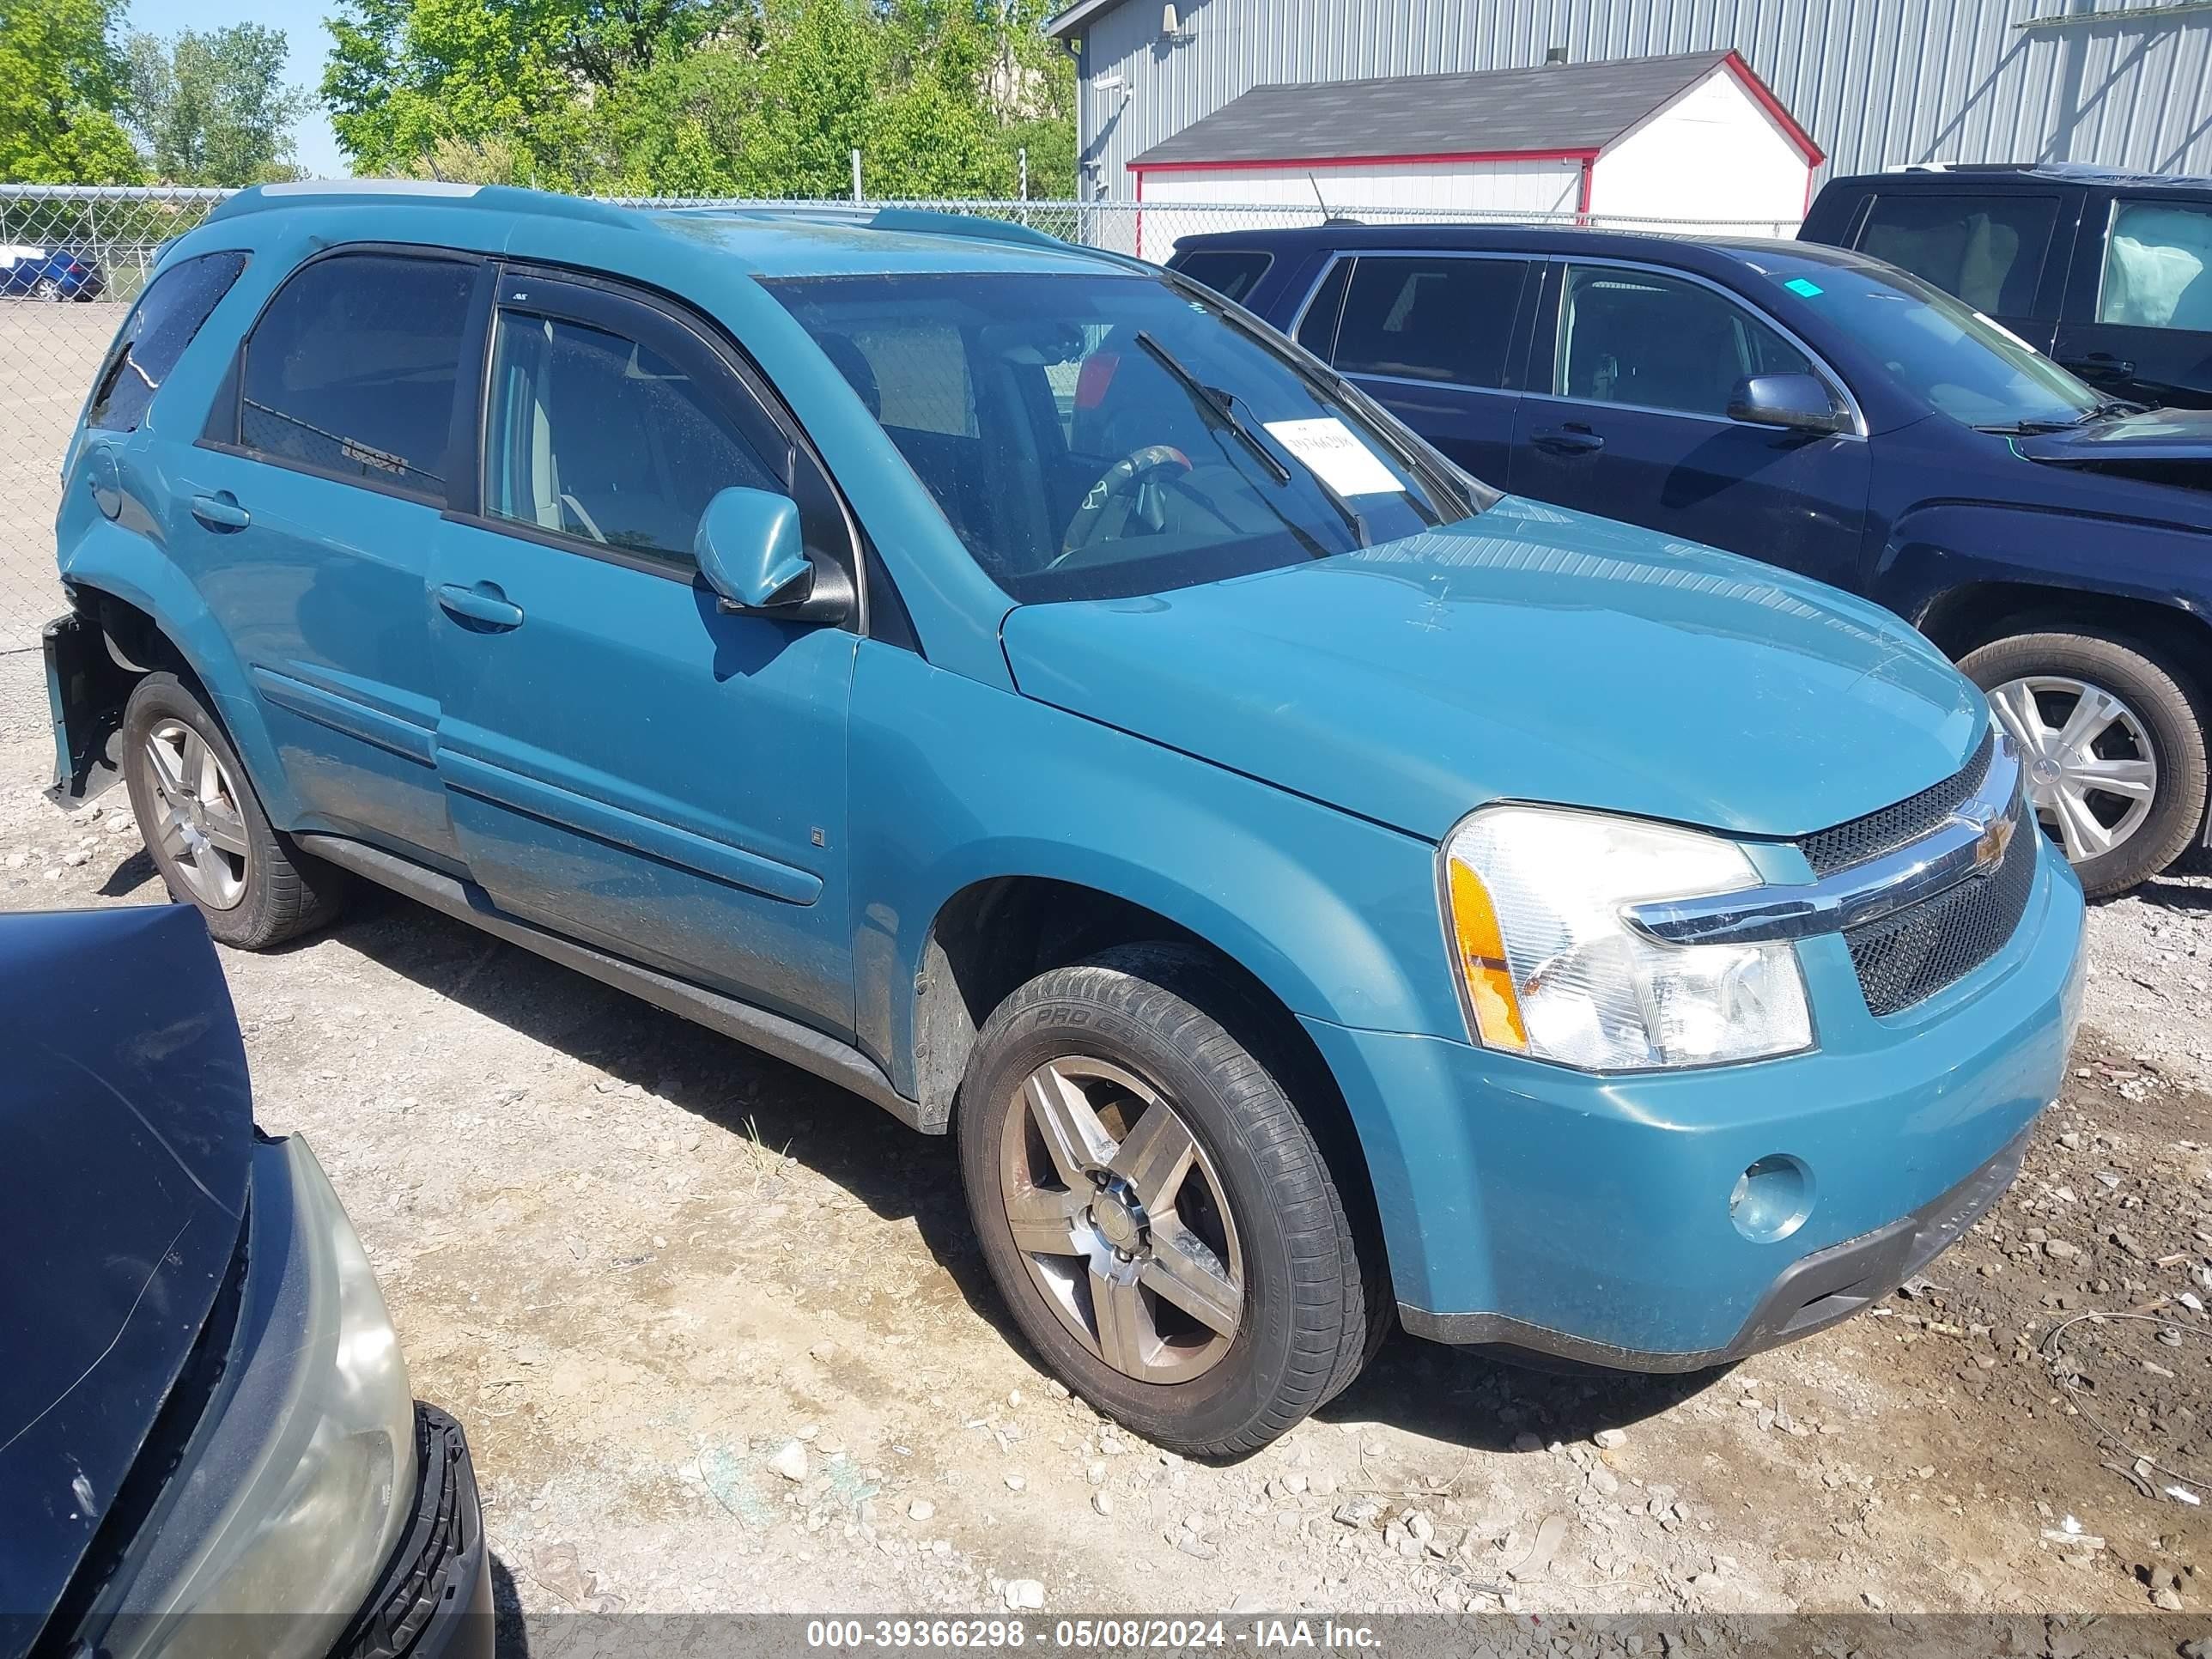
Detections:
46,183,2085,1455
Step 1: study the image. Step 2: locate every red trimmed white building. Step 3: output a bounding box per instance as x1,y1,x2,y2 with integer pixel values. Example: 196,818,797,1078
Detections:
1122,50,1822,255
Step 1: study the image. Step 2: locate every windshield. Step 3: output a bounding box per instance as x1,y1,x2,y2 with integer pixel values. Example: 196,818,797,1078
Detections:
1763,258,2105,429
764,270,1481,603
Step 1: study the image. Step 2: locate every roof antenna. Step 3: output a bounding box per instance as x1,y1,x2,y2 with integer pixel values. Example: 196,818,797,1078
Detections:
1307,170,1330,221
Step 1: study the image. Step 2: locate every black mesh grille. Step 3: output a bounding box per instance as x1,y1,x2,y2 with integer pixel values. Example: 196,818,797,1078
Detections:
1798,729,1996,878
1843,799,2037,1017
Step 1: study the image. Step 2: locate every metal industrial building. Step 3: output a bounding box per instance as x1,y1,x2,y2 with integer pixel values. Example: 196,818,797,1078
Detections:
1046,0,2212,209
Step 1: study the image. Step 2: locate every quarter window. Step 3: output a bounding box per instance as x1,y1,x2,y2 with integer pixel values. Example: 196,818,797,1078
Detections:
87,251,248,432
1854,192,2057,318
1171,248,1273,303
1331,256,1528,389
1294,259,1351,359
2099,200,2212,331
239,252,476,504
1556,266,1813,419
483,310,782,568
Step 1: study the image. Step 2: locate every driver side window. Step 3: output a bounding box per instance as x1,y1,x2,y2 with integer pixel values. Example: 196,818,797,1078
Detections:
484,307,783,570
1555,264,1812,419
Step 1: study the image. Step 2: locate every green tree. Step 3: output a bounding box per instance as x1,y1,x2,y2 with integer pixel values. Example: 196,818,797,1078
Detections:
324,0,742,186
125,24,310,185
320,0,1076,198
0,0,142,183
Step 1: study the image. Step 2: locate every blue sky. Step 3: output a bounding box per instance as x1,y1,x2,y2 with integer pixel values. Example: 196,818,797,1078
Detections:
127,0,351,178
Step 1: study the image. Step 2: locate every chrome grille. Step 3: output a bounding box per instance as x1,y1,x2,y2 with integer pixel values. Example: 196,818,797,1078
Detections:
1843,794,2037,1017
1798,730,1995,878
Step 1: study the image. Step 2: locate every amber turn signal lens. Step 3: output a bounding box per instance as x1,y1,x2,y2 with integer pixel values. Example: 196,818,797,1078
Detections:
1446,859,1528,1051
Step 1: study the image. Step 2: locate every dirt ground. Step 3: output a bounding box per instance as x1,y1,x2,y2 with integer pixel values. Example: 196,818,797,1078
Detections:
3,647,2209,1639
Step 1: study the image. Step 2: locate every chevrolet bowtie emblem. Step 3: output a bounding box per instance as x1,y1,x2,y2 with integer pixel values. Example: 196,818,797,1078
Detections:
1966,807,2015,874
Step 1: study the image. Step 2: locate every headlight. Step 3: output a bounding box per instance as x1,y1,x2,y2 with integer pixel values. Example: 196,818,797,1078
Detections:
1441,805,1812,1070
121,1138,416,1659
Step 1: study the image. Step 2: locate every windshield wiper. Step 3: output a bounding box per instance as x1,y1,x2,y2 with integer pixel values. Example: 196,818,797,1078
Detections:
1983,397,2148,436
1133,330,1376,547
1133,330,1291,486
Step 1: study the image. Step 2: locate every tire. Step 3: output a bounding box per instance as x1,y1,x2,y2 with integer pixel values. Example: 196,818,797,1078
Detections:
121,672,345,948
33,276,62,302
957,943,1373,1457
1961,630,2209,900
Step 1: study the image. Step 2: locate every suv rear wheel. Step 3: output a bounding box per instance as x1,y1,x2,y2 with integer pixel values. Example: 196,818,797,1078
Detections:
957,944,1373,1457
1961,629,2208,899
122,672,346,947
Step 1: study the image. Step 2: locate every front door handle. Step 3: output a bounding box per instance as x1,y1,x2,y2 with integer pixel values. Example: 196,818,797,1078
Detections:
2060,354,2136,381
189,491,250,531
435,581,525,631
1530,424,1605,457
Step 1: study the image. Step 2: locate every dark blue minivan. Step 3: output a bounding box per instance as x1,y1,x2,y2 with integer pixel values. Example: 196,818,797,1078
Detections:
1180,224,2212,898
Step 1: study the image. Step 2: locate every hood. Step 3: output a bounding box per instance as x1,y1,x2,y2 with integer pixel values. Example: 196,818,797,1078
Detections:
2014,408,2212,491
0,907,250,1652
1001,496,1987,842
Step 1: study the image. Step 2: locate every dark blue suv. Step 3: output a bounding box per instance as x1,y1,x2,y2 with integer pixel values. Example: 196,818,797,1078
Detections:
1179,224,2212,897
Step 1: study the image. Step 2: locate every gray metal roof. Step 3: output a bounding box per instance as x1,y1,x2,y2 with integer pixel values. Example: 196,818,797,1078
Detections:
1127,50,1735,168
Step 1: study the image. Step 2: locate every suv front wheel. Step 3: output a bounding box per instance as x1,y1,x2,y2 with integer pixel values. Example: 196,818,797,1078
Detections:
1962,629,2208,899
957,945,1375,1457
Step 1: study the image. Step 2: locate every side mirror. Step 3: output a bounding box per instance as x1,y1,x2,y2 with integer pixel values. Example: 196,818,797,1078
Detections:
693,486,851,623
1727,374,1850,435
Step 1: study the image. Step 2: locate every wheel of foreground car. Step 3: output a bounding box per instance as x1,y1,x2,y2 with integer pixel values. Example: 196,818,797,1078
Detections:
122,672,346,948
1962,631,2209,900
957,943,1373,1457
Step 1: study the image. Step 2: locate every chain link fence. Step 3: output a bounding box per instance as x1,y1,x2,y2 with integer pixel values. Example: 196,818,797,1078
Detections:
0,182,1798,653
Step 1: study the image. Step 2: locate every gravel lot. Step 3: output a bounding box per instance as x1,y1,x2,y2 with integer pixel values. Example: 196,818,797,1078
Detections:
2,647,2208,1641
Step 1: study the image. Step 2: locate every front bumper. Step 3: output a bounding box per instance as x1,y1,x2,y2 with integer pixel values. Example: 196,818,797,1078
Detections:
334,1405,492,1659
1305,837,2085,1368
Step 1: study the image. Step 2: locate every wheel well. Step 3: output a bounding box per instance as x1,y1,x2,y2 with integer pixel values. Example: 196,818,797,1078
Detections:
1916,583,2212,702
915,877,1383,1261
76,587,193,684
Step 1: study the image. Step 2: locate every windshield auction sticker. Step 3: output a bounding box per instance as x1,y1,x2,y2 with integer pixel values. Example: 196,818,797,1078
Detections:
1261,417,1403,497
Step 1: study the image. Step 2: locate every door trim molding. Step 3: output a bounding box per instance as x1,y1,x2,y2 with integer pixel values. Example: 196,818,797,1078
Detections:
435,747,823,905
295,834,929,1130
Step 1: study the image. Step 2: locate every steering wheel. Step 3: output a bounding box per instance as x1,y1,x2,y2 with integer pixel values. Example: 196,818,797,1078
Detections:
1054,445,1193,567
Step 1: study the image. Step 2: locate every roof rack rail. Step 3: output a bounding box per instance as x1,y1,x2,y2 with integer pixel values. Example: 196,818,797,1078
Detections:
661,202,1066,250
204,179,640,229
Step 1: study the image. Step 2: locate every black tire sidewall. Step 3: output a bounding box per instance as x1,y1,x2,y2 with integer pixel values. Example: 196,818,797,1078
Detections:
1960,631,2209,897
957,965,1344,1456
122,673,288,945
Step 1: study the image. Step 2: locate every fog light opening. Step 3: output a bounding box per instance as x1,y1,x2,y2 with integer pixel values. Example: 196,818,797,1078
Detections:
1730,1154,1813,1243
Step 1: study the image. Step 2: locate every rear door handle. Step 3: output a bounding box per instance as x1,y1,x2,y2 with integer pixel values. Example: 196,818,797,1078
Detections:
1530,425,1605,457
189,491,250,531
435,581,525,631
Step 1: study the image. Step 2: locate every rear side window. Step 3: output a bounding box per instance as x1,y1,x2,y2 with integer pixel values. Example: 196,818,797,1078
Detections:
238,252,477,505
2099,200,2212,331
1854,192,2057,317
1172,248,1273,303
1330,256,1528,388
86,251,248,432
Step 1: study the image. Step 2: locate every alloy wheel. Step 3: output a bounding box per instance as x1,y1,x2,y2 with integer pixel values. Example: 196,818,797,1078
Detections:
1989,674,2159,865
33,276,63,302
998,1055,1244,1383
143,720,250,908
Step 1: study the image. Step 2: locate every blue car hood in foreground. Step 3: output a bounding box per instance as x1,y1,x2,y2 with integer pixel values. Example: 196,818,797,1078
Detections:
1003,497,1988,842
0,907,250,1652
